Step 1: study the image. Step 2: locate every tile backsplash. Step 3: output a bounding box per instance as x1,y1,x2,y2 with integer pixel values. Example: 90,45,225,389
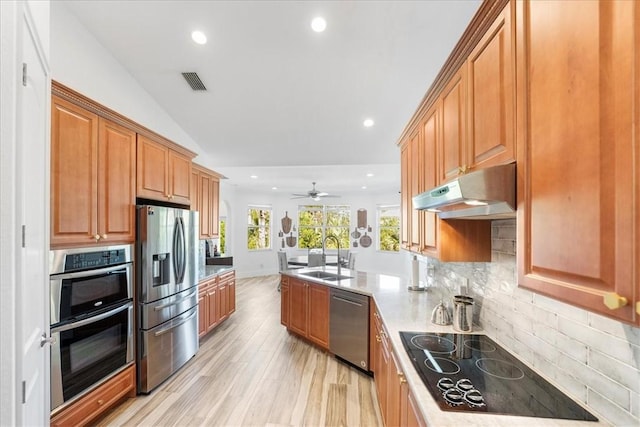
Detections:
419,218,640,426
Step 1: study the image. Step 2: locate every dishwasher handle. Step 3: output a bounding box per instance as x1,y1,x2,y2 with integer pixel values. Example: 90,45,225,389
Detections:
332,294,364,307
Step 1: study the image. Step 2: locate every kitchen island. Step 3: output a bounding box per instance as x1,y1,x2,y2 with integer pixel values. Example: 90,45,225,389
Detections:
281,266,607,427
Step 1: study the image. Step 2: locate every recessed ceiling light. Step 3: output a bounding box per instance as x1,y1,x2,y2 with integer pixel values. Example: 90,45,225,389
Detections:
272,186,278,190
311,17,327,33
366,173,374,177
250,175,258,179
362,186,367,190
191,30,207,45
363,118,375,127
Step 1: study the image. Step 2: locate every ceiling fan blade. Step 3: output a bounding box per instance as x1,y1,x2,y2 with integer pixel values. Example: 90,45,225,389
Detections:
316,192,328,197
320,195,340,198
290,195,309,199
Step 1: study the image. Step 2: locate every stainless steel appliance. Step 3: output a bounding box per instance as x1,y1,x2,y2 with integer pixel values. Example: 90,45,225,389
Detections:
136,205,199,394
49,245,135,412
399,332,597,421
412,163,516,219
329,288,369,370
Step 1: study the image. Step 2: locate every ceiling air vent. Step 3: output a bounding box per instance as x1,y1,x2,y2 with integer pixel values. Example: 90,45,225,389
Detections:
181,72,207,91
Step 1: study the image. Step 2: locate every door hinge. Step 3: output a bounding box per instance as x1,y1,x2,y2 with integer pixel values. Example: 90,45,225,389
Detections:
22,63,27,86
21,225,25,248
21,380,26,404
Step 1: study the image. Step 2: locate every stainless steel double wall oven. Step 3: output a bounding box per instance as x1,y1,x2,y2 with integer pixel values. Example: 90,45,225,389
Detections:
49,244,134,412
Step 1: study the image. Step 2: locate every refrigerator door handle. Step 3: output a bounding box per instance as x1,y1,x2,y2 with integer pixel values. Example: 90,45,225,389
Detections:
172,216,186,284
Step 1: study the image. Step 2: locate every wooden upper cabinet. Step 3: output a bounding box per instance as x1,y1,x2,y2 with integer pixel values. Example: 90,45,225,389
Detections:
51,96,135,247
408,128,421,252
466,1,515,170
439,67,467,184
420,106,439,256
516,0,638,324
400,143,410,250
137,135,192,205
193,163,222,239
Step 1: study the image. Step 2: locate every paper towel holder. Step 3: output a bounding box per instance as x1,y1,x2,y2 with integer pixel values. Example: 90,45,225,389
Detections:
408,255,426,292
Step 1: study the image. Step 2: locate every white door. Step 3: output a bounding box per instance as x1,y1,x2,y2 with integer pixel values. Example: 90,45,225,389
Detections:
17,1,50,425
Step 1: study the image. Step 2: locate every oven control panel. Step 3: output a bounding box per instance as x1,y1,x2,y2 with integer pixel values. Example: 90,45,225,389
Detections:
64,249,127,271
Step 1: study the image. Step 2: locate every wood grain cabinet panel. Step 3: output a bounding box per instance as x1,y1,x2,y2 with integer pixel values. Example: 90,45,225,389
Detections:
51,96,135,247
400,143,410,250
280,276,290,327
409,128,421,252
50,364,135,427
192,163,222,239
198,271,235,339
281,276,330,351
420,106,439,257
467,1,515,170
137,135,192,205
439,67,467,184
516,0,639,324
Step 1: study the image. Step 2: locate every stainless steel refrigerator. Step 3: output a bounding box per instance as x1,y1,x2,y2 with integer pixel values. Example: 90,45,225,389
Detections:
136,205,199,394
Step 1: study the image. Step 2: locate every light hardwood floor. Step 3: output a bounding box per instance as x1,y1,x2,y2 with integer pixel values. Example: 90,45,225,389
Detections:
97,275,384,426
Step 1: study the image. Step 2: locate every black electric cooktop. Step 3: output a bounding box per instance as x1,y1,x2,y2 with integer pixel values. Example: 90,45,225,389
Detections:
399,332,597,421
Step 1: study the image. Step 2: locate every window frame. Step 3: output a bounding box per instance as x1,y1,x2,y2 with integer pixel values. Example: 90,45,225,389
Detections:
246,205,272,251
377,204,400,253
297,204,350,251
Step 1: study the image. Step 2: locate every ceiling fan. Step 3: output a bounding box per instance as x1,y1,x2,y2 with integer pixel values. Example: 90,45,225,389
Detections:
291,182,340,201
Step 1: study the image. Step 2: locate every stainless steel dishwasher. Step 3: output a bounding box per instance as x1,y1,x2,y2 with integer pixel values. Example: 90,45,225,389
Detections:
330,288,369,370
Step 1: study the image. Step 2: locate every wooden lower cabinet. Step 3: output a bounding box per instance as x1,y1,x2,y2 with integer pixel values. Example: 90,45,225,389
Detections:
280,276,290,327
281,276,330,350
198,270,236,339
50,364,135,427
372,302,427,427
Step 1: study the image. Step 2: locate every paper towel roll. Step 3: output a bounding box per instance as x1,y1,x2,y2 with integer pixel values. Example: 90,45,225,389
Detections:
412,255,419,286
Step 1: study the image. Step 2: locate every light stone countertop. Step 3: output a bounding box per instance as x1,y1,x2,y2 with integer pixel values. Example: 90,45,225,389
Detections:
198,264,234,282
283,266,608,427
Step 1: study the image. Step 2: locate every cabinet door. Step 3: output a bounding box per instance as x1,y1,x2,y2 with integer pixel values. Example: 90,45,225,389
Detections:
439,67,467,184
210,177,220,237
168,150,191,205
199,172,212,238
288,278,308,336
136,135,168,200
50,96,99,247
307,283,329,349
386,349,402,427
207,284,218,331
375,324,390,423
404,389,426,427
280,278,290,327
408,128,421,252
400,143,410,250
190,169,199,211
467,2,515,169
516,0,638,323
420,106,439,256
218,281,229,322
98,118,135,244
228,276,236,315
198,287,207,338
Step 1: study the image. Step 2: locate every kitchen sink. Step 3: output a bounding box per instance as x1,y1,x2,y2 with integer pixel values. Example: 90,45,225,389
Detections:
299,271,353,281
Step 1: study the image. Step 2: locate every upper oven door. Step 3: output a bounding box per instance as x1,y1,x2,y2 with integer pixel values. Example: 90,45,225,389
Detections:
50,262,133,326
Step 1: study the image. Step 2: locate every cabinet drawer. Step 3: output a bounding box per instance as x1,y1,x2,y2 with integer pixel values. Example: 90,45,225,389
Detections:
51,364,135,427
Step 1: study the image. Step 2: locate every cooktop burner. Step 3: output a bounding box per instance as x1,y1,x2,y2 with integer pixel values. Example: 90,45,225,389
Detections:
400,332,597,421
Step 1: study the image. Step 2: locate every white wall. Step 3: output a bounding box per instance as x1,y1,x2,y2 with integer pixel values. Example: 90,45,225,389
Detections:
220,182,405,279
49,2,214,168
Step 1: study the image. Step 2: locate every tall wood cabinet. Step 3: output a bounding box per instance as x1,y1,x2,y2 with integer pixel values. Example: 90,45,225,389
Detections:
192,163,222,239
51,96,135,247
516,0,639,324
137,135,193,205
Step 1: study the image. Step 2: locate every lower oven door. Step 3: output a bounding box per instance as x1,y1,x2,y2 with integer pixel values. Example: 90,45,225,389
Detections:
50,301,134,411
137,305,198,394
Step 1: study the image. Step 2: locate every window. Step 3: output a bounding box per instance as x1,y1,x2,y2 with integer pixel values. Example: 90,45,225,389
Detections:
378,205,400,252
219,217,226,254
247,206,271,250
298,205,350,250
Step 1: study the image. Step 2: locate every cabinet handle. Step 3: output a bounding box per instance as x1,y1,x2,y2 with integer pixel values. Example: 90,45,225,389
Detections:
101,234,108,240
376,335,381,343
94,234,101,241
399,374,407,384
636,301,640,315
458,165,469,175
97,399,104,405
603,293,628,310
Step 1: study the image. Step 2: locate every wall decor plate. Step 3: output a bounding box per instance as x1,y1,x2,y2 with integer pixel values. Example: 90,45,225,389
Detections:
281,211,292,234
360,232,372,248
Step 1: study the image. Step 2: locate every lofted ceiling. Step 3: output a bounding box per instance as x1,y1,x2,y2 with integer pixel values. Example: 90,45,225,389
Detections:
58,0,481,197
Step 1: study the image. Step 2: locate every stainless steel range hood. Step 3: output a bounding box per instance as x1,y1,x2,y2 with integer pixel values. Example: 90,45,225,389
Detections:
412,163,516,219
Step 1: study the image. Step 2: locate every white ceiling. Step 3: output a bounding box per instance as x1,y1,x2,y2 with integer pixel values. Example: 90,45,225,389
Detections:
59,0,481,197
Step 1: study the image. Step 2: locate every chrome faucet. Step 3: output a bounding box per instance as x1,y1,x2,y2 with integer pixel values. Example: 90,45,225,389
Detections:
323,234,341,276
